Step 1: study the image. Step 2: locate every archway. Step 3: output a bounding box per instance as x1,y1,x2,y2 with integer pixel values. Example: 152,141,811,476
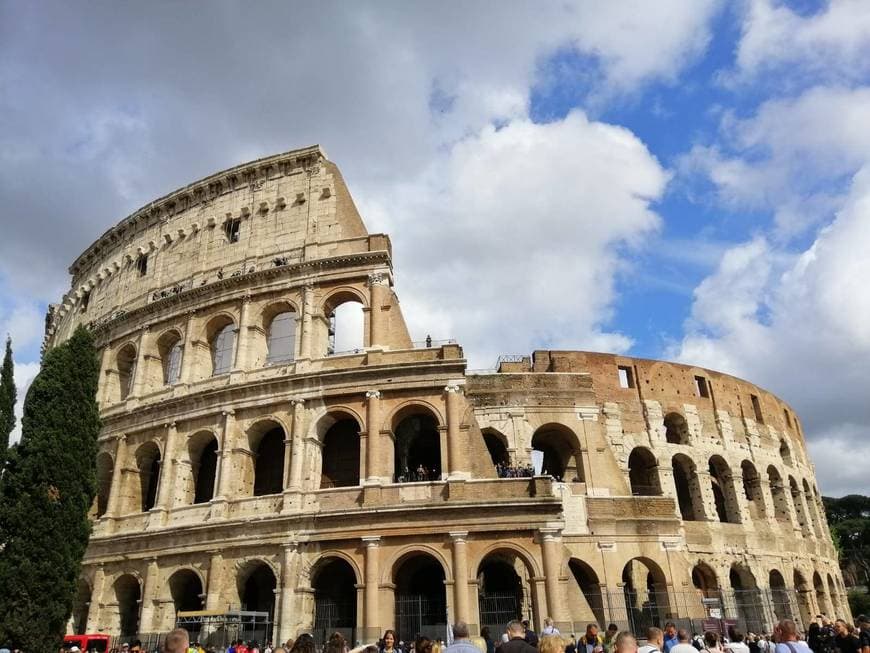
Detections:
789,476,810,534
569,559,605,626
239,562,277,624
793,570,814,630
729,565,764,634
741,461,766,520
628,447,661,496
313,558,358,644
116,343,137,401
803,480,822,538
190,434,218,504
692,563,719,599
813,571,832,617
709,456,741,524
265,309,297,365
394,553,447,639
672,454,703,521
253,427,285,496
827,573,841,617
779,439,793,466
394,412,441,482
72,579,91,635
769,570,792,621
477,553,533,635
531,424,583,482
664,413,689,445
136,441,161,512
114,574,141,637
622,558,670,634
327,298,365,355
95,451,114,518
207,316,236,376
320,418,361,488
482,429,510,469
767,466,790,523
169,569,204,614
157,330,184,386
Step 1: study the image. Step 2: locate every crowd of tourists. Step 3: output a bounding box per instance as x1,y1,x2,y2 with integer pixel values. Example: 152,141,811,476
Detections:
396,465,440,483
495,463,535,479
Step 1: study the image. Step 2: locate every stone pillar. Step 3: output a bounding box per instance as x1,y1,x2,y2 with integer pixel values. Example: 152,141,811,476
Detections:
139,558,160,633
214,410,236,503
179,310,197,384
367,272,389,349
131,326,150,397
363,536,382,639
206,552,224,611
299,282,315,360
450,532,470,625
278,543,301,643
540,528,568,625
365,391,382,483
154,422,178,517
106,435,128,520
233,295,252,372
445,385,463,478
288,399,306,490
696,470,719,522
97,347,111,407
86,564,105,632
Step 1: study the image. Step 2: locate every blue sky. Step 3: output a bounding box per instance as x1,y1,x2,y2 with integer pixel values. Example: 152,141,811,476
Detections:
1,0,869,495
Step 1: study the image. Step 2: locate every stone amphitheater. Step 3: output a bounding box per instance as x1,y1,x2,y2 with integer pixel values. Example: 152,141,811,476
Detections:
46,146,847,645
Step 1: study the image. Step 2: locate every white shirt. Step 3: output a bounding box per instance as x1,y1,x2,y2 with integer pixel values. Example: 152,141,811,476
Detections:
671,644,699,653
640,645,661,653
726,643,750,653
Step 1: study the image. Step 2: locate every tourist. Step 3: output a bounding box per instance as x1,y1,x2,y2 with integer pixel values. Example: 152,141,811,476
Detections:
774,620,812,653
566,633,578,653
580,624,604,653
383,631,399,653
481,628,495,653
540,636,567,653
250,642,261,653
500,621,537,653
416,637,435,653
639,628,664,653
670,630,698,653
855,616,870,653
542,619,560,637
265,642,273,653
164,630,190,653
523,621,539,647
833,620,859,653
229,642,237,653
615,633,638,653
326,633,348,653
725,630,750,653
603,626,619,653
290,634,316,653
445,623,480,653
664,624,679,653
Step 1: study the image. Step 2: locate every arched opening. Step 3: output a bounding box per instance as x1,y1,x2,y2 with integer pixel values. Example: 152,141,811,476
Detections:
672,454,703,521
729,565,764,634
569,559,605,626
482,429,510,469
116,343,137,401
789,476,811,534
190,433,219,504
208,316,236,376
803,479,822,538
779,439,793,466
769,570,792,621
95,452,114,518
692,563,719,599
136,442,161,513
767,466,790,523
664,412,689,445
394,412,441,482
253,427,285,496
266,309,297,365
709,455,741,524
72,579,91,635
628,447,661,496
327,298,365,355
320,418,361,488
312,558,358,644
394,553,447,639
477,553,533,635
793,570,814,630
239,562,277,624
169,569,204,614
622,558,670,634
813,571,831,617
741,460,766,520
531,424,584,482
114,574,141,637
158,330,184,386
827,573,840,617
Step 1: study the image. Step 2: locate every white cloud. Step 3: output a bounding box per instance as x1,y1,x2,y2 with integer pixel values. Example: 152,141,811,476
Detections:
0,299,44,353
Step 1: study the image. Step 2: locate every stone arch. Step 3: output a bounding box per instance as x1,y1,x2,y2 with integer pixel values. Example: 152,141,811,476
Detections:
391,403,443,482
779,438,793,466
237,558,279,622
692,561,719,598
622,557,671,633
187,430,219,504
257,300,299,367
113,573,142,637
386,399,446,431
204,313,236,377
482,428,510,469
318,411,362,489
826,572,840,617
709,455,741,524
246,419,286,497
741,460,766,520
323,288,368,356
392,549,449,638
729,564,764,634
310,555,360,640
531,422,584,482
628,446,661,496
95,451,114,518
672,453,704,521
802,479,822,538
309,550,364,586
789,475,811,534
155,328,184,388
133,440,162,513
793,569,814,629
477,547,537,633
115,342,137,402
71,578,92,635
382,544,453,586
813,571,832,617
568,558,605,627
664,412,689,445
767,465,791,523
769,569,792,621
168,567,205,613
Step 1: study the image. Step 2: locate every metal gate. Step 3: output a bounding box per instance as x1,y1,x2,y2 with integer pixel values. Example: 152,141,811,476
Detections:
314,597,356,645
395,593,447,641
479,590,530,636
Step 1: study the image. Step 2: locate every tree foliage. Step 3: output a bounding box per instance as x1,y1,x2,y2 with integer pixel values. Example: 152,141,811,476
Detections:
824,494,870,588
0,326,101,651
0,335,16,462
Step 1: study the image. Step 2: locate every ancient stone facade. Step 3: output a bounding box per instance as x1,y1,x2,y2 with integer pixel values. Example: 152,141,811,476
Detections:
47,146,847,644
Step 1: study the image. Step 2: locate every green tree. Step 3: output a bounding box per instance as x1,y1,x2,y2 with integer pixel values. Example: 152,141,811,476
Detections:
0,326,101,651
0,335,15,462
824,494,870,587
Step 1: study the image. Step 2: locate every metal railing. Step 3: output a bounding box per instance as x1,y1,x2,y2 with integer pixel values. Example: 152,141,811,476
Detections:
411,338,457,348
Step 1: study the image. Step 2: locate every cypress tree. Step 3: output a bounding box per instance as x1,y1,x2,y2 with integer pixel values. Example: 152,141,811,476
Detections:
0,335,15,461
0,326,101,651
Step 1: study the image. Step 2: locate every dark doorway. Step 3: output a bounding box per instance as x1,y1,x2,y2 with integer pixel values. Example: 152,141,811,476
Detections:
394,555,447,639
194,438,218,504
478,557,524,635
241,563,277,624
394,414,441,482
321,419,361,488
115,575,141,637
254,428,285,496
170,569,204,613
313,558,358,644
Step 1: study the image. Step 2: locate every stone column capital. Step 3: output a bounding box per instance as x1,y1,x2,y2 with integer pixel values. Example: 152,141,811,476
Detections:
290,397,306,407
222,409,235,417
539,527,562,541
366,390,381,400
444,384,462,394
449,531,469,543
362,536,382,547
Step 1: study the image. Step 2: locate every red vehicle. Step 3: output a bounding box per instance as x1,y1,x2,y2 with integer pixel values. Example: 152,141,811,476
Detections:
63,634,110,652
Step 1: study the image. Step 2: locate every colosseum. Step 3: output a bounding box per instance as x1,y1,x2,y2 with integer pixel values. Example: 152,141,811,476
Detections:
46,146,847,646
